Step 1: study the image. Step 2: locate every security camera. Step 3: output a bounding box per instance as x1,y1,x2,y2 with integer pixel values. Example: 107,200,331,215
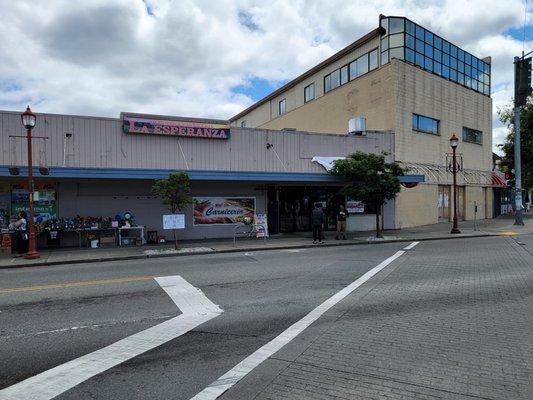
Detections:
65,133,72,138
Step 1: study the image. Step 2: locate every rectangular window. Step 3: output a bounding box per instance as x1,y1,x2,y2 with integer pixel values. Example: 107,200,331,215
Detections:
424,57,433,72
415,52,424,68
381,37,389,52
406,48,415,63
240,120,247,128
389,33,404,47
340,65,349,85
425,30,434,45
434,49,442,63
442,41,450,54
389,17,404,34
406,20,415,35
324,74,331,93
381,50,389,65
458,48,465,62
462,127,482,144
278,99,286,115
416,39,425,54
415,25,425,39
304,83,315,103
369,49,378,70
434,36,442,50
412,113,439,135
324,69,340,92
349,60,357,80
406,34,415,49
356,53,369,75
390,47,404,60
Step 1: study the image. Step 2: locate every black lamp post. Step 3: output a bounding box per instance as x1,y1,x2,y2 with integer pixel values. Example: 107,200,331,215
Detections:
450,133,461,234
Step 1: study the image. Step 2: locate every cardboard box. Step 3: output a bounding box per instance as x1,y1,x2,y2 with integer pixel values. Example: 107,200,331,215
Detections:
100,236,116,247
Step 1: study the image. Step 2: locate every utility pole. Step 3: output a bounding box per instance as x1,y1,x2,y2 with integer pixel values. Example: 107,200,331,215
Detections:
513,55,532,225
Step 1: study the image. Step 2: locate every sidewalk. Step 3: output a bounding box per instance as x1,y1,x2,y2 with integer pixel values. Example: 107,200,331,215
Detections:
1,214,532,268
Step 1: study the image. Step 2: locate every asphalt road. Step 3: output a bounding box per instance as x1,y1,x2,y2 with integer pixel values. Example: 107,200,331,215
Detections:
0,235,531,399
0,241,407,399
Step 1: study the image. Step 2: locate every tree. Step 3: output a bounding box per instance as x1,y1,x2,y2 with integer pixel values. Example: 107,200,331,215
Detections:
330,152,406,238
498,102,533,193
151,171,192,249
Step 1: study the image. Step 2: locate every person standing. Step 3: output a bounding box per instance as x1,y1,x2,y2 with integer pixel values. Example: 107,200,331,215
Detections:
13,211,29,255
336,204,347,240
311,203,324,244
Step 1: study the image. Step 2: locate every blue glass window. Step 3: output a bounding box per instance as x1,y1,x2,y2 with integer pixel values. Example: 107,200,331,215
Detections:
340,65,349,85
425,30,433,44
450,45,458,58
484,84,490,95
415,25,425,39
458,61,465,73
425,57,433,71
465,65,471,76
483,73,490,84
450,69,458,81
450,57,457,70
406,20,415,35
442,41,450,54
381,37,388,51
413,114,439,135
390,47,404,60
462,127,482,144
442,65,450,78
406,34,415,49
369,49,378,70
425,44,433,58
406,48,415,63
458,73,465,85
381,50,389,65
458,49,465,62
434,49,442,63
443,54,450,66
389,33,404,48
434,62,442,75
416,52,424,67
434,36,442,50
466,76,472,87
470,67,476,78
465,53,472,65
389,18,404,34
416,39,424,53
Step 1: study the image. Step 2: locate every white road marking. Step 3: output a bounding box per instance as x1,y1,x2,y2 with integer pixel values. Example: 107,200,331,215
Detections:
403,241,420,250
0,276,222,400
191,243,416,400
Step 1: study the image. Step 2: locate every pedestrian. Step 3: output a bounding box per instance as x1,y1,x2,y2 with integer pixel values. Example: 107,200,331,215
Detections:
13,211,29,255
336,205,347,240
311,203,324,244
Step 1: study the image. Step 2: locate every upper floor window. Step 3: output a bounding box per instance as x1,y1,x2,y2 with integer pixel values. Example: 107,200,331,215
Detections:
324,48,379,94
412,113,439,135
304,83,315,103
240,120,247,128
278,99,286,115
462,127,482,144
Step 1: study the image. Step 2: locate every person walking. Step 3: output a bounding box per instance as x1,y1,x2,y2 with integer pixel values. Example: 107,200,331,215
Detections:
311,203,324,244
335,204,347,240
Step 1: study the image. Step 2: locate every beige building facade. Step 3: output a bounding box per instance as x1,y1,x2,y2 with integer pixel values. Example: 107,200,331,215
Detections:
231,15,493,228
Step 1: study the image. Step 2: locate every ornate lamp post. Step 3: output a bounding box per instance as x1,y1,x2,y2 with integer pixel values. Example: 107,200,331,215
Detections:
21,106,40,259
449,133,461,234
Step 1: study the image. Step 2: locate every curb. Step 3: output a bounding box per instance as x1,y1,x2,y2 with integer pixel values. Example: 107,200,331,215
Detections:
0,231,499,270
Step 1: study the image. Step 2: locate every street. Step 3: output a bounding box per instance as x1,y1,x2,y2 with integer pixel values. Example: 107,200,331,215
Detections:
0,235,532,400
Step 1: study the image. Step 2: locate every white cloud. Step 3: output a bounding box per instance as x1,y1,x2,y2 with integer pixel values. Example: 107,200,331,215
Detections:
0,0,530,150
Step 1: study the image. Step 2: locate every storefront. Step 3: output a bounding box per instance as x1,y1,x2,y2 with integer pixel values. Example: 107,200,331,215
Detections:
0,110,423,249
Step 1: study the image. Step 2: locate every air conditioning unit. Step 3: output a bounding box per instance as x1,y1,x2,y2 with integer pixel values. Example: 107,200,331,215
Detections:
348,117,366,136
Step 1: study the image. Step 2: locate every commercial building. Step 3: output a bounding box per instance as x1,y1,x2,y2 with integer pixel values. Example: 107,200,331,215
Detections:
0,110,423,245
231,15,494,228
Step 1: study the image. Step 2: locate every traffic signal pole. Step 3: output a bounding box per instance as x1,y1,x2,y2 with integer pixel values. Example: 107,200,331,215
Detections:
513,55,530,226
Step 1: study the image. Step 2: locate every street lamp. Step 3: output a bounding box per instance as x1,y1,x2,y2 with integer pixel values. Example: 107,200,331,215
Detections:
450,133,461,234
21,106,40,259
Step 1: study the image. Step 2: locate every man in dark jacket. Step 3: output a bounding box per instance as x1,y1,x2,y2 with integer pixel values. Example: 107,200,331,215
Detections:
311,203,324,244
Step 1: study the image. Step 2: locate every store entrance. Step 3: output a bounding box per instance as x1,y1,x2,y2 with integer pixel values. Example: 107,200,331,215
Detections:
277,186,344,232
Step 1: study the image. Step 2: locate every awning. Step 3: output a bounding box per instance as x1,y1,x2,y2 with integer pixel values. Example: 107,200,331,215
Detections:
311,156,345,171
491,171,507,187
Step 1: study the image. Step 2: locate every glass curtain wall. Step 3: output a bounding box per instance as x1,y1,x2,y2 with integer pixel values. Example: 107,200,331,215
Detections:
380,17,490,96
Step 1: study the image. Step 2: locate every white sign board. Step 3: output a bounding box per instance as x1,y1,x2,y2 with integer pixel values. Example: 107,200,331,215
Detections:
163,214,185,230
254,214,269,238
346,200,365,214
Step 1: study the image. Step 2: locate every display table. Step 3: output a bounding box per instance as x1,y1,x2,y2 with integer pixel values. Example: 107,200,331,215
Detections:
118,226,145,246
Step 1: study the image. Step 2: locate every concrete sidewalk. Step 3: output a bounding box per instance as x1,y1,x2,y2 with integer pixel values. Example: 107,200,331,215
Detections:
1,214,532,268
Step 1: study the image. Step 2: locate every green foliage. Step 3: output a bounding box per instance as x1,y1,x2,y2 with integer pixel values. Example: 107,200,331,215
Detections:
330,152,406,207
330,152,406,237
498,103,533,190
152,171,192,214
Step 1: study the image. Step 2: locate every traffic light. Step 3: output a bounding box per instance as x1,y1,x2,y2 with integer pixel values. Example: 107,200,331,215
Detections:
514,57,532,107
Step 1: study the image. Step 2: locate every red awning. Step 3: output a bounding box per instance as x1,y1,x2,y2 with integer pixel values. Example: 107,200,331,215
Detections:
491,171,507,187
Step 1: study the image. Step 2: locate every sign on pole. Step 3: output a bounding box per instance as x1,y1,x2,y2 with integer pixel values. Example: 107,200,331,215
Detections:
163,214,185,230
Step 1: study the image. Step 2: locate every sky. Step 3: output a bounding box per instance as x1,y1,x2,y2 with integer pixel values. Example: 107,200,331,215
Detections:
0,0,532,153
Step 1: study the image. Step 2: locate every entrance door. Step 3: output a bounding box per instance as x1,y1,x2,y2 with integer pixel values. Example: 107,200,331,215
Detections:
438,185,450,221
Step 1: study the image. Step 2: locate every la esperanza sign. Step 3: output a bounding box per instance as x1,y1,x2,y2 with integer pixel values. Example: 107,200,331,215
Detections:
122,115,230,140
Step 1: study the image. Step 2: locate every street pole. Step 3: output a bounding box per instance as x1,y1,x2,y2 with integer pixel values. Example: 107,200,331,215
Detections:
513,104,525,225
451,142,461,234
21,106,40,259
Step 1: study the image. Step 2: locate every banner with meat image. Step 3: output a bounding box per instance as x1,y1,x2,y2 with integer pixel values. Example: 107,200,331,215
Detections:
193,197,255,225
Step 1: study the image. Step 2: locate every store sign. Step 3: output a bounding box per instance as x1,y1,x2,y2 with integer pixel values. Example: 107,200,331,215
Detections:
163,214,185,230
123,115,230,140
11,183,57,223
193,197,255,225
346,200,364,214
